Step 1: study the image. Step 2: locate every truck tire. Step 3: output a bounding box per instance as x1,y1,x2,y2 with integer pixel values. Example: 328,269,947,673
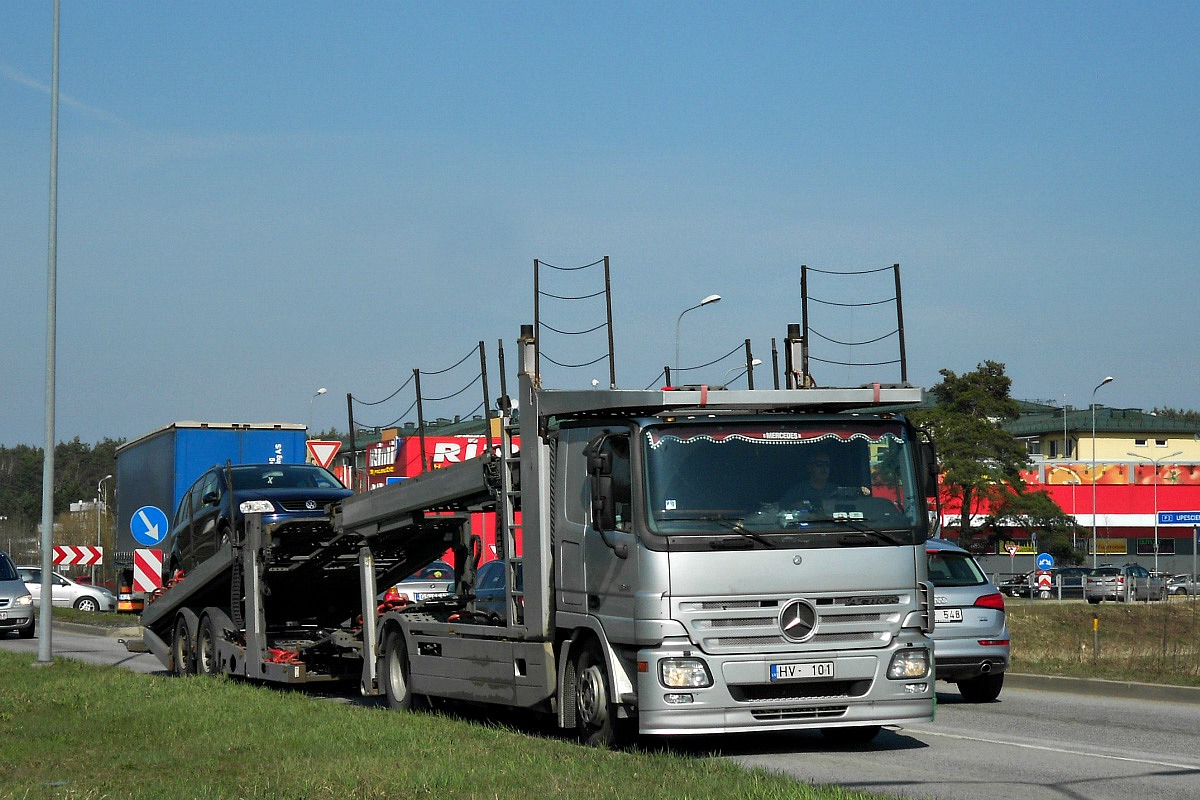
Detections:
195,614,221,677
381,630,414,711
574,639,634,748
821,725,882,745
957,672,1004,703
171,614,195,676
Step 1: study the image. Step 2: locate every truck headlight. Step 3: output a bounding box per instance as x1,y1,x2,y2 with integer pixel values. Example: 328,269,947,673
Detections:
659,657,712,688
887,648,930,680
239,500,275,514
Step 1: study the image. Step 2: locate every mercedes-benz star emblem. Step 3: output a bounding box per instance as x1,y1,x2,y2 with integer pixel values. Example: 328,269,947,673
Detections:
779,599,818,642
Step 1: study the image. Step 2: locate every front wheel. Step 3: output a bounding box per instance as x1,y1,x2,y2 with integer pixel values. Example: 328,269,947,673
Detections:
74,596,100,612
958,672,1004,703
381,630,414,711
1087,597,1101,605
18,620,34,639
574,640,634,748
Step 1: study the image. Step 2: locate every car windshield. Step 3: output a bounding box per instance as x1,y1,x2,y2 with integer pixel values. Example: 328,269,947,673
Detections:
0,556,18,582
230,465,344,491
927,551,987,587
642,420,927,543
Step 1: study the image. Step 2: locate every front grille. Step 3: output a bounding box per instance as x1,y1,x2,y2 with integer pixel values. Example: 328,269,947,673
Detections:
731,679,869,702
0,599,10,610
676,592,907,655
750,704,848,721
276,500,328,513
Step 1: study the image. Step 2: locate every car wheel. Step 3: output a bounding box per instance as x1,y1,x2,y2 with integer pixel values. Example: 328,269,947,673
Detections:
171,614,195,676
574,639,634,748
821,725,882,745
18,619,35,639
1087,598,1101,605
73,596,100,612
958,672,1004,703
381,629,414,711
195,614,221,677
1038,589,1051,600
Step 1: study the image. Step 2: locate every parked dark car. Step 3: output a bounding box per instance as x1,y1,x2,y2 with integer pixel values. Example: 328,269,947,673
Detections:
998,571,1035,598
163,463,353,579
1000,566,1091,599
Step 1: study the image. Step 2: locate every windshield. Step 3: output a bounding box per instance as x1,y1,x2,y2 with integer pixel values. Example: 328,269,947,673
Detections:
230,464,345,491
643,420,926,543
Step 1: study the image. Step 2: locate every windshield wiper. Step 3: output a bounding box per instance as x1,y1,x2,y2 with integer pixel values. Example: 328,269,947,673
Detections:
658,515,775,548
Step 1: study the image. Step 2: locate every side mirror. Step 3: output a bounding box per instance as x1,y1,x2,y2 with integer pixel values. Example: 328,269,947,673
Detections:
582,431,628,559
917,438,939,498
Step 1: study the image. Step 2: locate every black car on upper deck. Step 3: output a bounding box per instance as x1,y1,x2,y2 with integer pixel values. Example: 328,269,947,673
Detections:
163,463,353,579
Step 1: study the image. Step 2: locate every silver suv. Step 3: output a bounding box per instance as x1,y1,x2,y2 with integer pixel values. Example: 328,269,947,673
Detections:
926,538,1010,702
0,551,35,638
1085,564,1166,603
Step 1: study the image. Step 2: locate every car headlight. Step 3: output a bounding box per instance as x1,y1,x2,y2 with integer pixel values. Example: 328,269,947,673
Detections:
14,593,33,607
659,657,713,688
239,500,275,514
887,648,930,680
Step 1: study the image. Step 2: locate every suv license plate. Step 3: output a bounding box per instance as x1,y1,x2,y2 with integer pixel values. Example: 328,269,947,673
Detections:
770,661,835,680
935,608,964,623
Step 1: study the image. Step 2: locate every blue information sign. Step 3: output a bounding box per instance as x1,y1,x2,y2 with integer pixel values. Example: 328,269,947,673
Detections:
130,505,169,547
1036,552,1055,570
1158,511,1200,526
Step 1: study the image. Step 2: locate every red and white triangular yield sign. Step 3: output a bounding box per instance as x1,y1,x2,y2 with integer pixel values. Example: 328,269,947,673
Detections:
52,545,103,567
306,440,341,469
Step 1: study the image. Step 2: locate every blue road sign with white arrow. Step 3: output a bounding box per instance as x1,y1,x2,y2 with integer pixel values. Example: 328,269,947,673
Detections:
1036,552,1055,570
130,505,169,547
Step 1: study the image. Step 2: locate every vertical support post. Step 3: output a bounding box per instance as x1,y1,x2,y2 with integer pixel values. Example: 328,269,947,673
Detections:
479,340,492,455
770,338,780,389
800,266,810,385
785,323,803,390
893,263,908,384
346,393,357,490
603,255,616,388
743,339,755,390
664,365,672,387
533,259,541,382
243,512,270,670
358,544,379,696
414,368,427,473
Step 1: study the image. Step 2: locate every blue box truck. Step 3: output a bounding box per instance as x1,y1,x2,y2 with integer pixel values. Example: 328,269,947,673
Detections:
113,422,308,609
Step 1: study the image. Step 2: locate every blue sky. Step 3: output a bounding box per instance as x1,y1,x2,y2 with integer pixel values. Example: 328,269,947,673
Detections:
3,2,1197,447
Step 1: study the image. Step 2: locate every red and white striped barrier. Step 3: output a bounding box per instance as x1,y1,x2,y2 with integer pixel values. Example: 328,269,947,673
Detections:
133,549,163,593
51,545,103,567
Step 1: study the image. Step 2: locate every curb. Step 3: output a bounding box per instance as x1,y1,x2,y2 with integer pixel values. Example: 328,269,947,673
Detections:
1005,672,1200,705
52,621,142,639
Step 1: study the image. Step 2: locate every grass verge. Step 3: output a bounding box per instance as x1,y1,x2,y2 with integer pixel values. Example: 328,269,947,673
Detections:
0,648,900,800
1006,596,1200,685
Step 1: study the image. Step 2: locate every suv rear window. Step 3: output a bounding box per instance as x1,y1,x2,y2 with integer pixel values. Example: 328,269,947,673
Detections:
928,551,987,587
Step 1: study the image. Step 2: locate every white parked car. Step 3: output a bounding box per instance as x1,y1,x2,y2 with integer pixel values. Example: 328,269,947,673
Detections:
17,566,116,612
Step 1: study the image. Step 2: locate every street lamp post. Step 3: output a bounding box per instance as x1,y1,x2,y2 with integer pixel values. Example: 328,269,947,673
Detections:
1127,450,1182,574
95,474,112,584
722,358,762,388
309,387,327,433
1090,376,1114,568
674,294,721,381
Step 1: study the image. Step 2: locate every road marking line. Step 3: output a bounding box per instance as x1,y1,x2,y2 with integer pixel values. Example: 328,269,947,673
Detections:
908,727,1200,771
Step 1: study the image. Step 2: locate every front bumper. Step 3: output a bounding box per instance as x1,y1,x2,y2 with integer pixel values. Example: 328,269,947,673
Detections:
635,639,935,736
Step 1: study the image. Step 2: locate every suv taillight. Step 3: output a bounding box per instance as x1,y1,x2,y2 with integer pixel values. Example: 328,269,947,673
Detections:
974,592,1006,611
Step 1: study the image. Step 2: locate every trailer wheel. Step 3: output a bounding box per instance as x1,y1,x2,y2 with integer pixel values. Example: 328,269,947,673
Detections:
171,614,195,676
195,614,220,677
574,639,633,748
381,630,414,711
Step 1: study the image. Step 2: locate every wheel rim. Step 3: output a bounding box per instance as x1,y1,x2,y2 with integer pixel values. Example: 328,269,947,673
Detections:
77,598,97,612
577,662,608,730
197,619,215,675
386,641,406,698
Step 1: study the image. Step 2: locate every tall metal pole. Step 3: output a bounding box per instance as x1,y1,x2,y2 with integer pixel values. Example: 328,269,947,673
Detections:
1128,450,1181,574
1090,376,1114,569
94,474,111,584
37,0,62,665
